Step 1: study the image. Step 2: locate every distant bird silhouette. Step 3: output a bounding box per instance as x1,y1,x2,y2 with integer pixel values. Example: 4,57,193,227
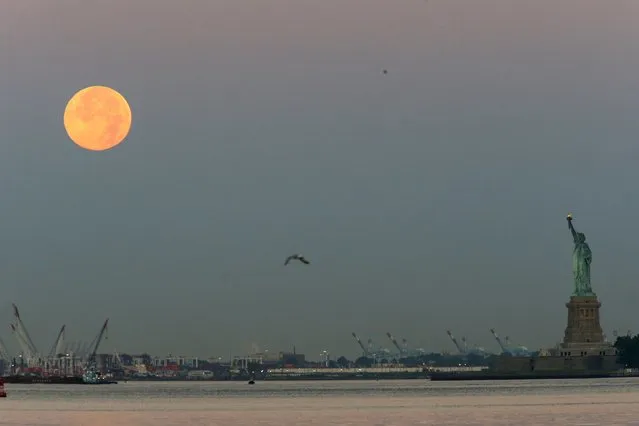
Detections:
382,69,388,75
284,254,310,265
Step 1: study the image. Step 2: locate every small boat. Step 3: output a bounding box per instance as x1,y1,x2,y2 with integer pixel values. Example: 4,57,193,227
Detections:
82,370,118,385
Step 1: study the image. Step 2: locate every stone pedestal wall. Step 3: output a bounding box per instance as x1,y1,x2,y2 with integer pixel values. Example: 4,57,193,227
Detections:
563,296,604,345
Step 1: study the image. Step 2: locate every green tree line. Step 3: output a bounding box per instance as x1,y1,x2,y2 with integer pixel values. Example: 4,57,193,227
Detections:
614,335,639,368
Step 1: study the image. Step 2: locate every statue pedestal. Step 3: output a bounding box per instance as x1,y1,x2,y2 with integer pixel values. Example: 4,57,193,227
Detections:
562,296,604,347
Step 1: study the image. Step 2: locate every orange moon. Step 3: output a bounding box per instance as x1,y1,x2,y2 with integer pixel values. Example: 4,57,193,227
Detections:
63,85,132,151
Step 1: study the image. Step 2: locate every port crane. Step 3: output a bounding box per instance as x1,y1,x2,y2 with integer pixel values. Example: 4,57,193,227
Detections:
386,332,407,358
446,330,464,354
48,325,66,359
111,348,138,373
490,328,530,356
351,332,369,357
12,304,38,355
11,304,40,365
9,324,30,359
401,338,410,354
64,341,80,357
447,330,488,356
65,341,90,359
86,319,109,370
400,338,427,357
490,328,509,354
503,336,531,356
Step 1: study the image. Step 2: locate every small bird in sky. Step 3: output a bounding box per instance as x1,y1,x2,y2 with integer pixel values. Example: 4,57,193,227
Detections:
284,254,310,265
382,69,388,75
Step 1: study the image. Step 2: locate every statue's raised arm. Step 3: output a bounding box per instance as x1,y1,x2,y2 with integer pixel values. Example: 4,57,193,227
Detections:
567,214,578,242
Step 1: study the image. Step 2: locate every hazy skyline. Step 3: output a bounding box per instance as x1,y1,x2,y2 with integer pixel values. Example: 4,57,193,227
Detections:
1,0,639,358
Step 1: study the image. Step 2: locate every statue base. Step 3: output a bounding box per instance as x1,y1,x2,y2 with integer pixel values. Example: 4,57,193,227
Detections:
562,295,604,346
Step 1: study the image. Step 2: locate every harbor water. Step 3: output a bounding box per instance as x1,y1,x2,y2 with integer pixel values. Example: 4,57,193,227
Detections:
2,379,639,425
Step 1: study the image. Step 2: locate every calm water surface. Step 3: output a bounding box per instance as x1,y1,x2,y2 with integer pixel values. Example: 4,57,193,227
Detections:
2,378,639,425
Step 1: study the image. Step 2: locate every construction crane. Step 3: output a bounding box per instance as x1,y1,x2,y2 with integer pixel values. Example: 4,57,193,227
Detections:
351,332,369,357
86,319,109,370
503,336,531,356
48,325,66,358
111,348,137,373
11,304,39,363
386,332,406,357
446,330,465,354
490,328,508,354
10,323,36,364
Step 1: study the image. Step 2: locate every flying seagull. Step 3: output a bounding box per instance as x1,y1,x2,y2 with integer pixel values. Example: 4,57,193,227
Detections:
284,254,310,265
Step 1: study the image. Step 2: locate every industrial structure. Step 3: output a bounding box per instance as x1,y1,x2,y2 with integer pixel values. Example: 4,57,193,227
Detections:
350,331,435,361
489,328,531,356
445,330,490,357
1,303,109,377
0,300,629,383
349,329,532,361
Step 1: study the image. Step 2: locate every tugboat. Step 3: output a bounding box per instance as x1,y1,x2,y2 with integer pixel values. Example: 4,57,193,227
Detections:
82,369,117,384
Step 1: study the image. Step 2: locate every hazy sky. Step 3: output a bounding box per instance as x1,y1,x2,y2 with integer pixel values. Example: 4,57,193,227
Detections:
1,0,639,359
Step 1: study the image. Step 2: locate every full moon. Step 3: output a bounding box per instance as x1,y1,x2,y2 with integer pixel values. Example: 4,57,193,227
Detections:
63,85,132,151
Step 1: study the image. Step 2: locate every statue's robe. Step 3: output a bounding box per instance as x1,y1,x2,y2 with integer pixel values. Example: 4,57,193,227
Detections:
572,241,592,295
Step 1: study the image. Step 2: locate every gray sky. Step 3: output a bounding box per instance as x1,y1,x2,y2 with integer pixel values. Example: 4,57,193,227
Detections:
1,0,639,359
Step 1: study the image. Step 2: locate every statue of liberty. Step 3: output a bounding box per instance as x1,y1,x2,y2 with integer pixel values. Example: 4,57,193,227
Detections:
566,214,595,296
